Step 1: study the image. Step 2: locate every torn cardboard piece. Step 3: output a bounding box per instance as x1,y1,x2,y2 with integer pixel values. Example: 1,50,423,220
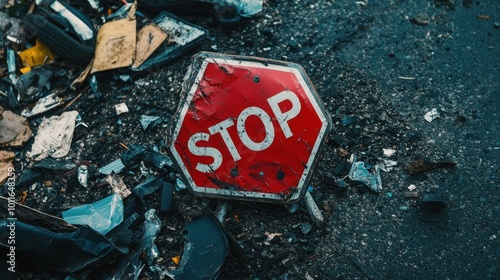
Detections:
91,2,137,73
27,111,79,161
132,23,167,68
0,110,32,147
0,151,15,184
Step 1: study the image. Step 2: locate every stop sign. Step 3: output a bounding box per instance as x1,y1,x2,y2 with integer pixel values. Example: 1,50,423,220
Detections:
167,52,332,203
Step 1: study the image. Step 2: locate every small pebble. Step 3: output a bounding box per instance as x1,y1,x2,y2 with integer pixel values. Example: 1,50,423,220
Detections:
411,13,430,26
301,222,312,235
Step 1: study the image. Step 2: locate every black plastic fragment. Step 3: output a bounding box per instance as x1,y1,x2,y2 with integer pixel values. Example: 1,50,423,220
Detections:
34,158,77,171
143,149,174,173
159,181,174,213
132,177,165,198
167,214,229,279
0,81,19,111
418,193,448,212
16,169,44,187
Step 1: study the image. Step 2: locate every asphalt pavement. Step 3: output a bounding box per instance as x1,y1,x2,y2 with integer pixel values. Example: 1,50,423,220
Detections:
1,0,498,279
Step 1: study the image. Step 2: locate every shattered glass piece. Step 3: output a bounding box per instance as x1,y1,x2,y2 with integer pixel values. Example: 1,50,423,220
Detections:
214,200,229,222
175,177,187,191
132,176,165,198
89,74,99,95
62,194,124,235
27,111,79,161
378,158,398,172
348,160,382,192
285,203,299,214
105,172,131,198
144,209,162,271
0,110,32,147
85,0,99,9
424,108,440,122
301,222,312,235
140,115,163,130
99,158,126,175
75,113,88,128
227,0,263,17
7,48,17,84
165,215,229,279
119,75,131,82
114,209,161,280
121,145,147,167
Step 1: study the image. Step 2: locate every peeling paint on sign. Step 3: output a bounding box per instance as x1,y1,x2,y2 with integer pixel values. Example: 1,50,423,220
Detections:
167,52,332,203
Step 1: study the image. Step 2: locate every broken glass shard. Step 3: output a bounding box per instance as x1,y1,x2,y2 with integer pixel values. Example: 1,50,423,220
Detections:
99,158,126,175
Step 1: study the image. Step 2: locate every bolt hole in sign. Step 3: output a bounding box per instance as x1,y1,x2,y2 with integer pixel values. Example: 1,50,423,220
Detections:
167,52,332,203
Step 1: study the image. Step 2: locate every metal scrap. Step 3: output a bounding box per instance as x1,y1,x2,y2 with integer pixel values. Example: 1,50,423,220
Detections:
304,191,324,227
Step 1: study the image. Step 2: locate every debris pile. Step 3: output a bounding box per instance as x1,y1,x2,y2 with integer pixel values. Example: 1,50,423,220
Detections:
0,0,465,279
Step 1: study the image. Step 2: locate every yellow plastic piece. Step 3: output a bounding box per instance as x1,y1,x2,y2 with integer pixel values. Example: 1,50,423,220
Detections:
171,256,180,265
18,40,56,70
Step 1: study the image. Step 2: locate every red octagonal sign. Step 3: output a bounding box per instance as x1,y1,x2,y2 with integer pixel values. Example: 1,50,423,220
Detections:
167,52,332,203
